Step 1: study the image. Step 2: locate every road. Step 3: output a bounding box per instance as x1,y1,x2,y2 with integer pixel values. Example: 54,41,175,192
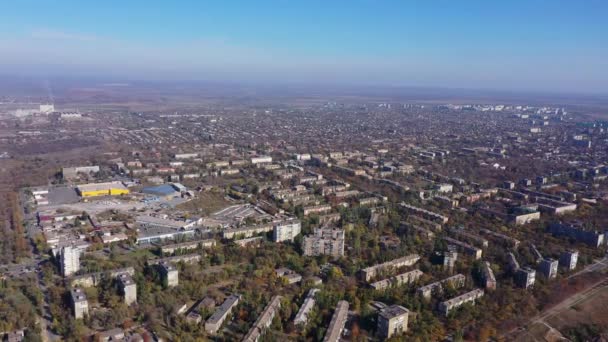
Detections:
502,255,608,340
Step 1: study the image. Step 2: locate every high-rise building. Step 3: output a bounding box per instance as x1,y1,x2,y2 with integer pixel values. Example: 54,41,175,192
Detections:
559,250,579,271
60,246,81,277
70,287,89,319
159,262,179,287
117,273,137,305
377,305,409,339
303,228,345,257
538,258,558,279
514,267,536,289
273,218,302,242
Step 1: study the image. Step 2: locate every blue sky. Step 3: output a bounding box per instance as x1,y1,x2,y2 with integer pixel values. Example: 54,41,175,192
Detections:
1,1,607,93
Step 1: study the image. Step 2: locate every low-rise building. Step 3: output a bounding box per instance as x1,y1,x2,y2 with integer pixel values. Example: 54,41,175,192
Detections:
507,252,520,272
417,274,466,300
438,289,484,316
443,237,482,260
242,295,282,342
360,254,421,282
294,289,319,326
96,328,125,342
303,204,333,216
399,203,449,224
370,269,423,291
205,294,241,335
76,181,129,197
481,262,497,290
479,229,521,248
548,223,605,248
323,300,349,342
276,267,302,284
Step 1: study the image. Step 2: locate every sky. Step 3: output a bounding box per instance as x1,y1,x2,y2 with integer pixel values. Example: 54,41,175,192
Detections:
1,0,607,93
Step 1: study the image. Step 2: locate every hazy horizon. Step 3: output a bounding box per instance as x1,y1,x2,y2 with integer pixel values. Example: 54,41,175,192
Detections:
1,1,607,94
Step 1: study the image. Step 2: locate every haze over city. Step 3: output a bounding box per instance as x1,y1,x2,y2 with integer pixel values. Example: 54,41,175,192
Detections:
1,1,607,93
1,2,608,342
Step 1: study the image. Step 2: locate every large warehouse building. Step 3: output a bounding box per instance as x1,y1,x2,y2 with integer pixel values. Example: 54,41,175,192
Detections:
76,181,130,197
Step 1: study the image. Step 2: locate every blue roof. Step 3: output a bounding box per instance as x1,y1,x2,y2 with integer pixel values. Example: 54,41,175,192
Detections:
142,184,178,196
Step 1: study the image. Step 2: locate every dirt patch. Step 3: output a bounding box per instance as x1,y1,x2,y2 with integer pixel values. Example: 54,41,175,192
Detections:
546,285,608,333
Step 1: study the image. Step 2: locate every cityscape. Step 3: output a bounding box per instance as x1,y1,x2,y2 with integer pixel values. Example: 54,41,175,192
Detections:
1,1,608,342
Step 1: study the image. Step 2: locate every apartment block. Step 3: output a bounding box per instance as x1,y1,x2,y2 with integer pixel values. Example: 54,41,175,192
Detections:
243,295,282,342
438,289,484,316
323,300,349,342
303,228,345,257
273,218,302,242
158,262,179,287
294,289,320,326
117,273,137,305
360,254,421,282
538,258,558,279
205,294,241,335
370,269,423,291
481,262,497,290
443,237,482,260
417,274,466,300
70,288,89,319
60,245,81,277
559,250,579,270
514,267,536,288
377,305,409,339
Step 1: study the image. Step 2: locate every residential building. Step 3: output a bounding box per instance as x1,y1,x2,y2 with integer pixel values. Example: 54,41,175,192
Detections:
438,289,485,316
417,274,466,300
559,250,579,270
360,254,421,282
303,228,345,257
377,305,409,339
158,262,178,287
507,252,520,272
538,258,558,279
70,288,89,319
514,267,536,288
399,203,449,224
242,295,282,342
323,300,349,342
273,218,302,242
205,294,241,335
251,156,272,164
117,273,137,305
370,270,423,291
60,245,81,277
443,237,482,260
294,289,319,326
548,223,605,248
276,267,302,284
481,262,497,290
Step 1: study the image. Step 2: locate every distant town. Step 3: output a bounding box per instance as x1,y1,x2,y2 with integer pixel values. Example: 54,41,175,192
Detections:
1,89,607,341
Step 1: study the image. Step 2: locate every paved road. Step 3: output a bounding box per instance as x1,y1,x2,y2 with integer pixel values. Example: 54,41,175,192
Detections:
502,255,608,340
